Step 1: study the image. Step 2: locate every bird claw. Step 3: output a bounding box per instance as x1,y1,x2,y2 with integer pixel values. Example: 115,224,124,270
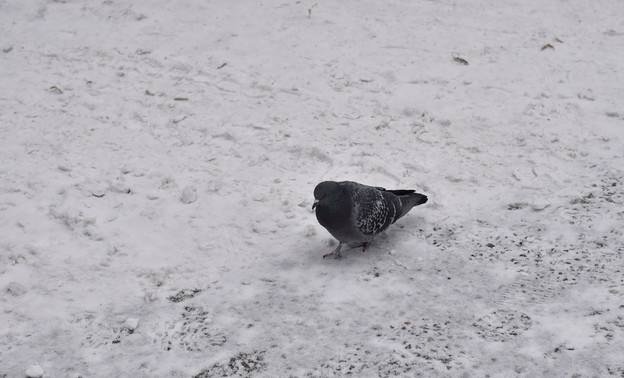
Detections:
322,242,369,258
322,244,342,259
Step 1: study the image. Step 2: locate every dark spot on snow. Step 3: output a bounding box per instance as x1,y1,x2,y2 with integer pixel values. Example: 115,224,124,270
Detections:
194,350,266,377
452,54,469,65
168,288,202,303
507,202,528,210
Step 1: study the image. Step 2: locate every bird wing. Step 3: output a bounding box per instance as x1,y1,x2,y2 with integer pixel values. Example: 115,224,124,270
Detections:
352,185,397,236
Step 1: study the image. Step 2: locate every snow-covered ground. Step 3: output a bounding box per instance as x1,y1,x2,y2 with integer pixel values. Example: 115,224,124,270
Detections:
1,0,623,376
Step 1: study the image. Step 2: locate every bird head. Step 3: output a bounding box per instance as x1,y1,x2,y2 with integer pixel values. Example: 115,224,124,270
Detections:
312,181,340,210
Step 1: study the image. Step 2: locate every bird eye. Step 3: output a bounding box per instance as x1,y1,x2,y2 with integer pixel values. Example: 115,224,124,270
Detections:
323,194,327,198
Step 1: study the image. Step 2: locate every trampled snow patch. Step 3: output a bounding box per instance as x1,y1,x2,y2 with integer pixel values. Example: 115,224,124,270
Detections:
1,0,623,376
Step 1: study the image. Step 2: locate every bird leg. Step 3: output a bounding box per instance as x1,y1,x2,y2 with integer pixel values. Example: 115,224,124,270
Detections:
323,243,342,259
361,242,369,251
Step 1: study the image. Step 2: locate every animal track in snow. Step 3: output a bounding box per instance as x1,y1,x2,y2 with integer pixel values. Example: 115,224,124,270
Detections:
193,350,266,378
473,309,533,342
156,305,227,352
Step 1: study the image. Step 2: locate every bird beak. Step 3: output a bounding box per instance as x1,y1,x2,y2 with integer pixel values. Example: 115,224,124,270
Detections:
312,199,319,210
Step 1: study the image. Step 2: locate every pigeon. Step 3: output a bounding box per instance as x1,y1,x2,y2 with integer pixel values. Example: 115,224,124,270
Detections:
312,181,428,258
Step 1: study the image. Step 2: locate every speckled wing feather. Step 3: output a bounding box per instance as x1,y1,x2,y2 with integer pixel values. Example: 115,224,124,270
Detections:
351,184,398,237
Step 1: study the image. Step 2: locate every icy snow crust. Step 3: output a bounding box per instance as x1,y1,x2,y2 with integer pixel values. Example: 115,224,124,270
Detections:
1,0,623,376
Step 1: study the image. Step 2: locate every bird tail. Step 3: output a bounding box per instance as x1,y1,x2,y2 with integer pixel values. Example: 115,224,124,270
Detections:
388,190,428,219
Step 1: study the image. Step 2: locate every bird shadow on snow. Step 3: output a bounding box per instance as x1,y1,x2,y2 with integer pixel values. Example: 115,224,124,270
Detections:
307,230,425,264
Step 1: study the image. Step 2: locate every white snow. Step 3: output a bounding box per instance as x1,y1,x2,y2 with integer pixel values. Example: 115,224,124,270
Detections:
1,0,623,376
123,317,139,332
25,364,44,378
180,185,198,204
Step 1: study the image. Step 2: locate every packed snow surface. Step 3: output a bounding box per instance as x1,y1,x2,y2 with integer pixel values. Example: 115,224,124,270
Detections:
1,0,623,376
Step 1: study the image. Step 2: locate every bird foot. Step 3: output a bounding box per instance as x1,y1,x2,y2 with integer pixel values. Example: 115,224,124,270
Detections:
323,244,342,259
